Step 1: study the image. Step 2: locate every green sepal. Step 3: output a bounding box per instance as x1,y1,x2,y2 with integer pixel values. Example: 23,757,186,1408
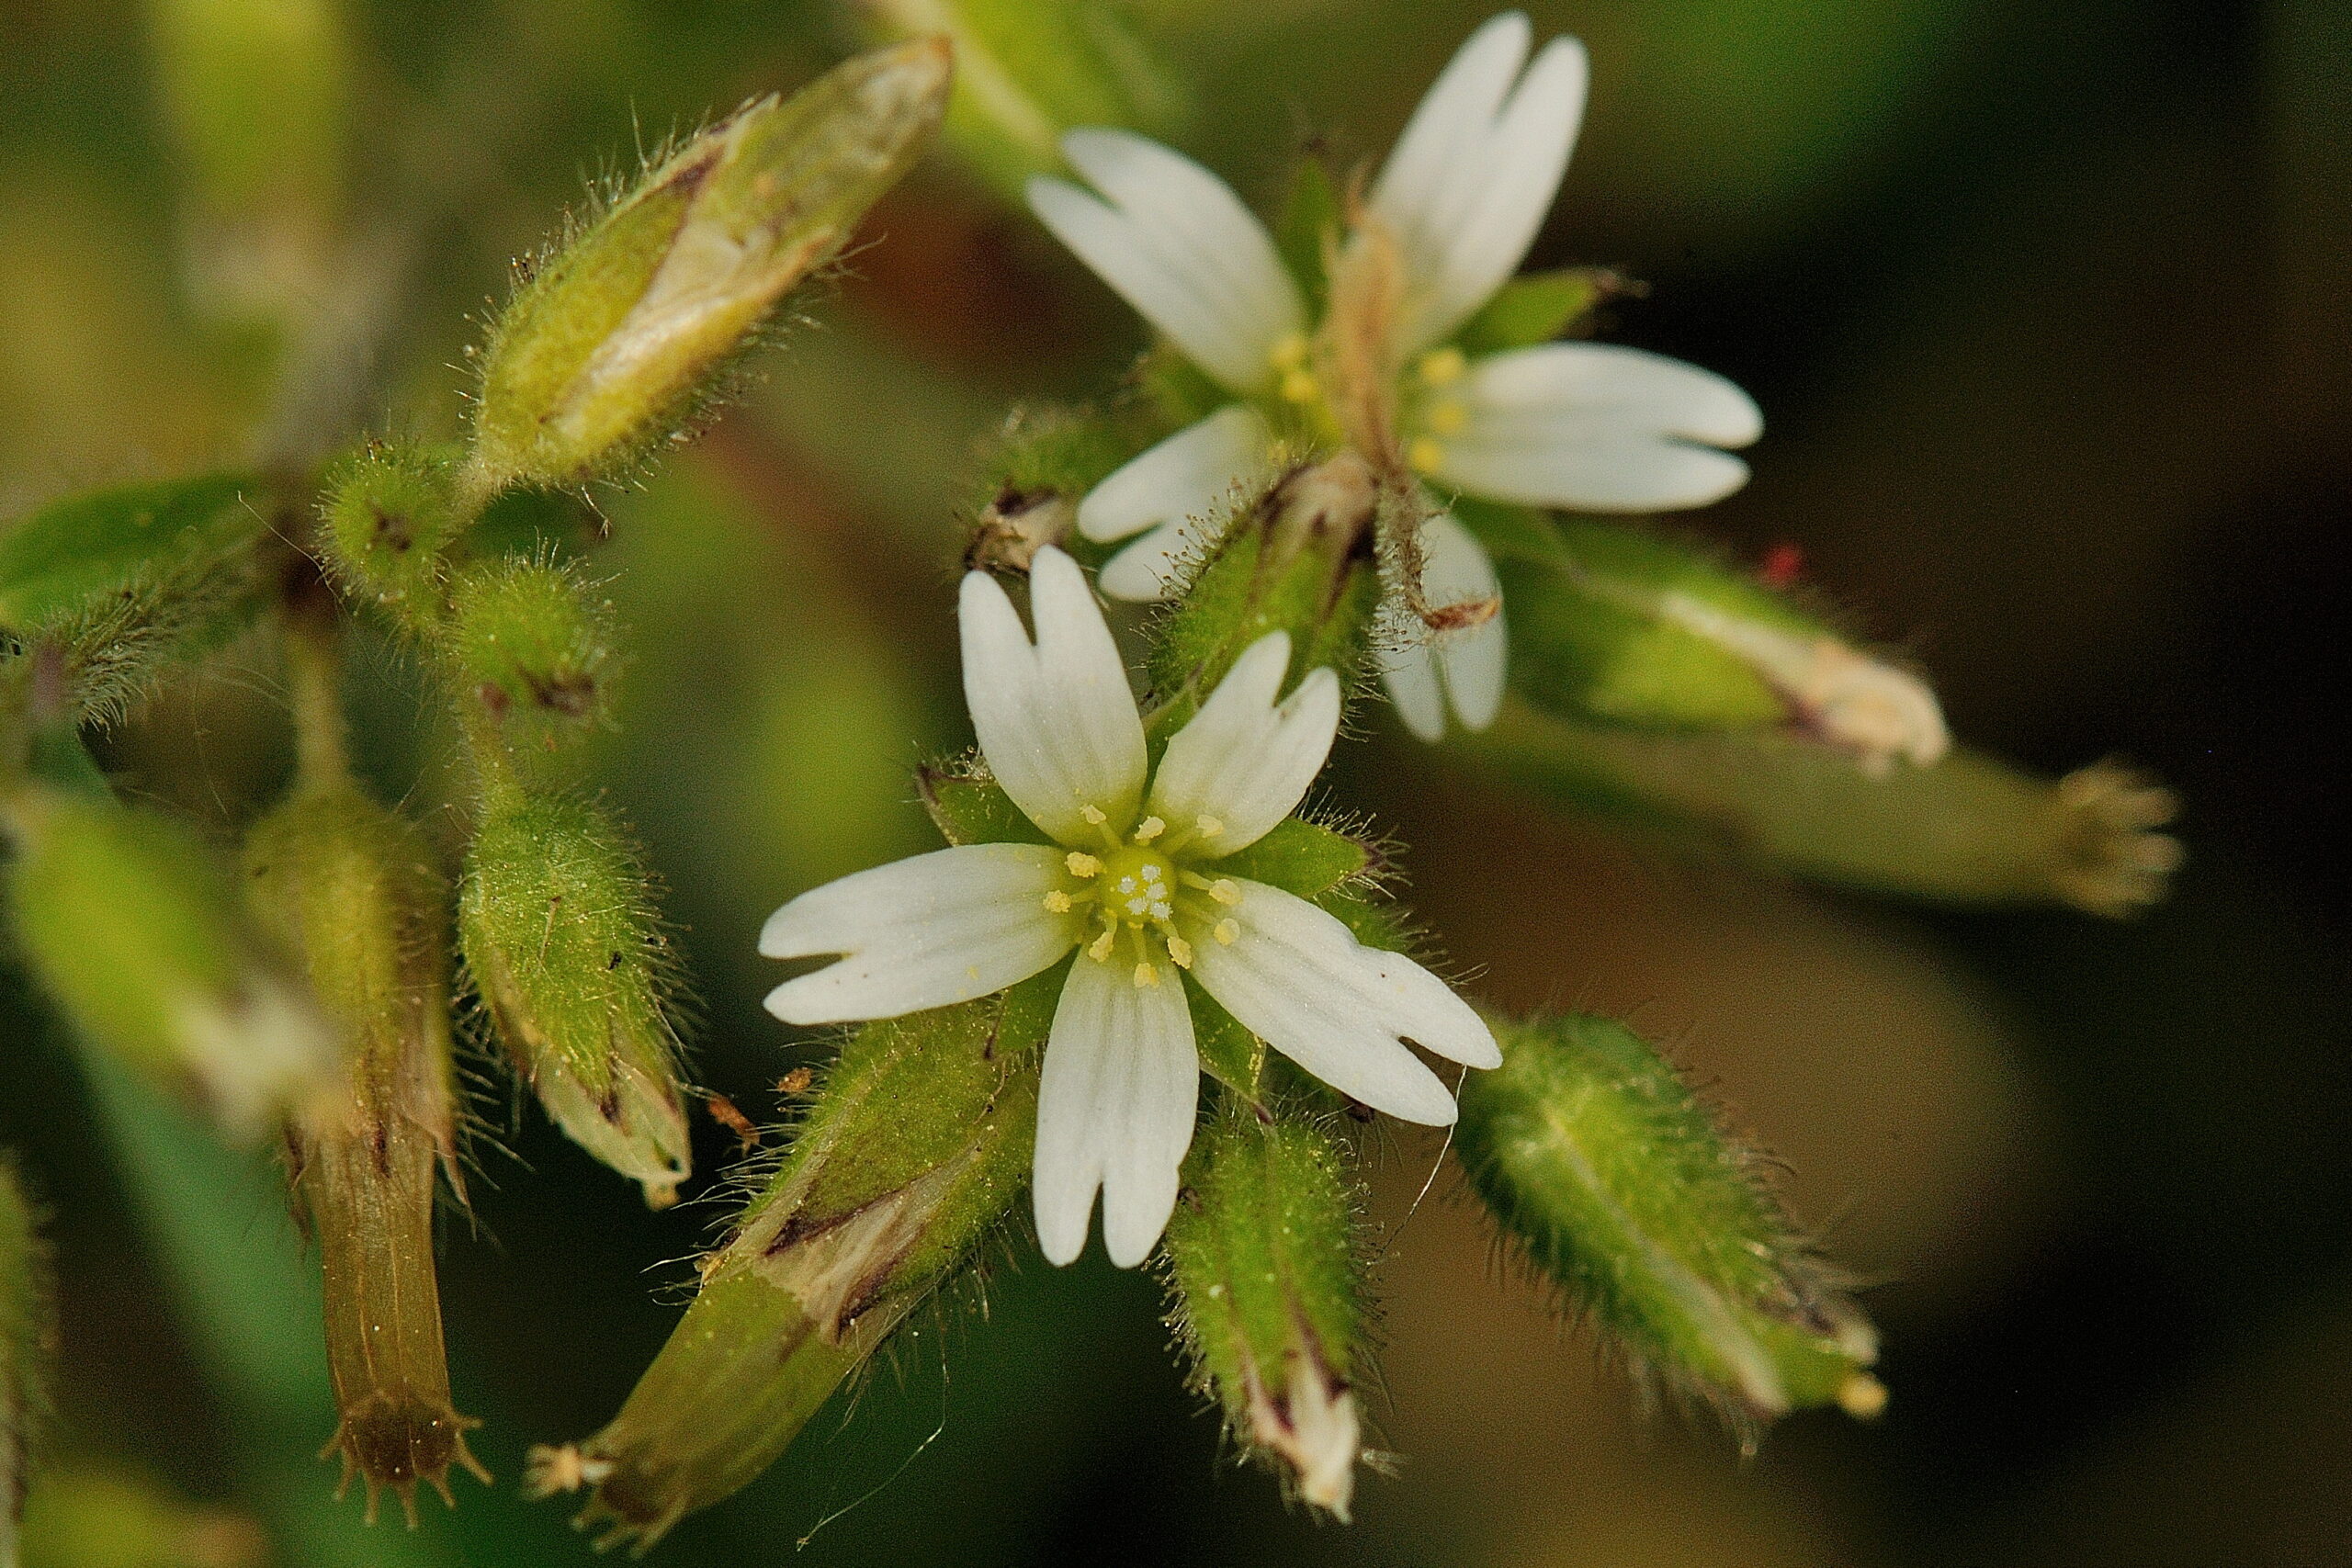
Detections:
0,475,263,632
964,406,1133,573
316,440,466,630
1453,267,1614,357
1163,1100,1367,1517
1455,1013,1881,1436
1210,817,1369,900
1188,984,1265,1100
1274,157,1340,313
917,761,1054,848
545,983,1046,1548
447,556,622,748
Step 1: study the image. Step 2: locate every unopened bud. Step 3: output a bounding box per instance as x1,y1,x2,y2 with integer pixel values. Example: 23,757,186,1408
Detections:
531,982,1046,1547
1164,1105,1368,1518
2,791,340,1139
861,0,1184,197
243,783,481,1518
317,441,466,629
1456,1013,1881,1437
466,39,952,497
1502,518,1948,773
3,1158,52,1568
448,558,619,739
1139,451,1382,739
458,794,690,1206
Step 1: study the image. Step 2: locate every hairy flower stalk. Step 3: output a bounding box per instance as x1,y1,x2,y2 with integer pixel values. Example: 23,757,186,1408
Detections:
1455,1013,1883,1434
2,1159,51,1568
527,985,1048,1548
763,547,1496,1268
1029,13,1761,739
1163,1104,1370,1519
1499,517,1948,773
243,629,484,1520
464,38,953,500
458,793,693,1206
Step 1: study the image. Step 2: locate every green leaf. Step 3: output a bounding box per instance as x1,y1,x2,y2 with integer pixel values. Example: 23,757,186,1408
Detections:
1453,267,1611,356
0,474,262,631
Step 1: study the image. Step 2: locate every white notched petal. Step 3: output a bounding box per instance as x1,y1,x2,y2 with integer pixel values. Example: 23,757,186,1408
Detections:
960,547,1148,843
1188,880,1487,1124
1372,15,1589,354
1148,633,1341,855
1029,130,1305,395
1033,953,1201,1267
1377,514,1507,740
1080,405,1272,603
1438,344,1761,511
760,843,1074,1024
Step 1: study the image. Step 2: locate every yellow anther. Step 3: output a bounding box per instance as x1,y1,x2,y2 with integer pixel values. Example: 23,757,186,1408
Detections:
1269,332,1309,369
1133,961,1159,988
1408,436,1445,474
1088,928,1117,963
1065,851,1101,877
1424,399,1467,435
1208,879,1241,906
1043,890,1073,914
1165,934,1194,969
1194,815,1224,839
1214,919,1240,945
1837,1373,1889,1421
1080,804,1108,825
1418,346,1467,386
1280,367,1319,404
1133,816,1166,843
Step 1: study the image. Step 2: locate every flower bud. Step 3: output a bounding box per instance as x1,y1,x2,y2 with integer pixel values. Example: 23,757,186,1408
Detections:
3,1157,52,1568
316,441,467,629
860,0,1184,197
458,794,690,1206
1472,701,2181,916
243,783,482,1518
527,979,1048,1548
466,39,952,497
1498,516,1948,773
1,791,340,1139
1455,1013,1882,1436
1140,451,1384,739
448,557,619,741
1163,1105,1368,1518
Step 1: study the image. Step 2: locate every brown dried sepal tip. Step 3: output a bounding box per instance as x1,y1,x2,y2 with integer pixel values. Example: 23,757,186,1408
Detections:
324,1397,491,1527
707,1092,763,1153
966,484,1077,574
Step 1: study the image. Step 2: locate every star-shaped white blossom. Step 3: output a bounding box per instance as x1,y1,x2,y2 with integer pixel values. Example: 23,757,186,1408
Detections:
1028,12,1762,740
759,547,1498,1267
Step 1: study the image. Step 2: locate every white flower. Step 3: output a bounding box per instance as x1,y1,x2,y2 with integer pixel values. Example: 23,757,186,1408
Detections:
1028,12,1762,740
760,547,1498,1268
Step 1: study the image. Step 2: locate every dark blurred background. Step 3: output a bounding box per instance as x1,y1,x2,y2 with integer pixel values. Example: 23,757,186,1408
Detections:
4,0,2348,1562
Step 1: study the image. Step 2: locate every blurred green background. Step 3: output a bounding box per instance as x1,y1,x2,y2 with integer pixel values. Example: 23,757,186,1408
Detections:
5,0,2349,1562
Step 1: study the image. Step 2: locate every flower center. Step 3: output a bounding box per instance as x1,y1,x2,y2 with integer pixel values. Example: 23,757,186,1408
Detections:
1045,807,1245,988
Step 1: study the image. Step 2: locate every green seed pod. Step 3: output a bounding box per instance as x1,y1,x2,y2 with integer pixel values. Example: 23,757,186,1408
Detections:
3,1157,53,1568
466,39,952,498
458,794,690,1206
1470,702,2181,916
447,557,619,742
1495,514,1948,774
1,791,340,1140
243,782,482,1519
526,976,1049,1549
1455,1013,1883,1437
1140,451,1385,740
316,441,467,630
862,0,1185,198
1163,1104,1368,1518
